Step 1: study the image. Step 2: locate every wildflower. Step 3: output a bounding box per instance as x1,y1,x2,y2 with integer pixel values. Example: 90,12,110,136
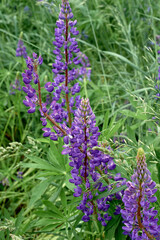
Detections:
121,148,160,239
76,51,91,81
51,0,81,129
10,75,21,95
62,98,126,225
17,171,23,179
0,177,9,186
16,39,27,58
22,54,42,113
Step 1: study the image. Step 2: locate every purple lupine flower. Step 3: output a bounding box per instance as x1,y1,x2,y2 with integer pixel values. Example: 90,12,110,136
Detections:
76,51,91,81
62,98,126,225
28,0,84,141
50,0,81,131
121,148,160,239
16,39,27,58
0,177,9,186
10,77,21,95
17,171,23,179
23,0,84,141
22,54,42,113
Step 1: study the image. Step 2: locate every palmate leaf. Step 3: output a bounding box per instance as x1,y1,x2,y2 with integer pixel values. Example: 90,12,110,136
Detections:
35,210,63,219
28,178,52,208
42,200,64,218
21,154,66,175
48,139,66,171
22,155,59,171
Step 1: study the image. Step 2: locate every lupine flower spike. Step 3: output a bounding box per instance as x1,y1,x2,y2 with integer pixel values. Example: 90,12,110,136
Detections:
22,0,82,140
121,148,160,240
62,98,126,225
51,0,81,128
10,73,21,95
77,51,91,82
16,39,27,59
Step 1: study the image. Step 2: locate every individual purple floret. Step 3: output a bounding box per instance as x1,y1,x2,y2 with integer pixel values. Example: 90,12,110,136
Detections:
16,39,27,58
121,148,160,240
62,98,126,226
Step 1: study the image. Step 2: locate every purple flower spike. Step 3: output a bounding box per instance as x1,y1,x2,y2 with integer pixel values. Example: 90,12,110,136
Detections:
10,78,21,94
121,148,160,239
17,171,23,179
50,0,83,130
62,98,125,226
22,55,42,114
76,51,91,82
16,39,27,58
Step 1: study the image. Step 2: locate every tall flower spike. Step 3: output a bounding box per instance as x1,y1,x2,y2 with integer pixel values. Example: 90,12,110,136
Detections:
51,0,81,130
62,98,126,226
22,0,87,141
121,148,160,240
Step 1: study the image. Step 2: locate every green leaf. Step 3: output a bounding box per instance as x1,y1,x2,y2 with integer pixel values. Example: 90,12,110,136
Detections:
21,155,64,174
49,139,66,170
60,189,67,208
102,118,125,139
105,215,121,239
102,110,110,132
103,50,145,74
127,126,137,144
23,155,56,170
35,210,63,219
115,217,127,240
34,218,62,227
43,200,64,218
121,109,148,120
14,209,24,234
28,179,51,207
65,173,74,191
